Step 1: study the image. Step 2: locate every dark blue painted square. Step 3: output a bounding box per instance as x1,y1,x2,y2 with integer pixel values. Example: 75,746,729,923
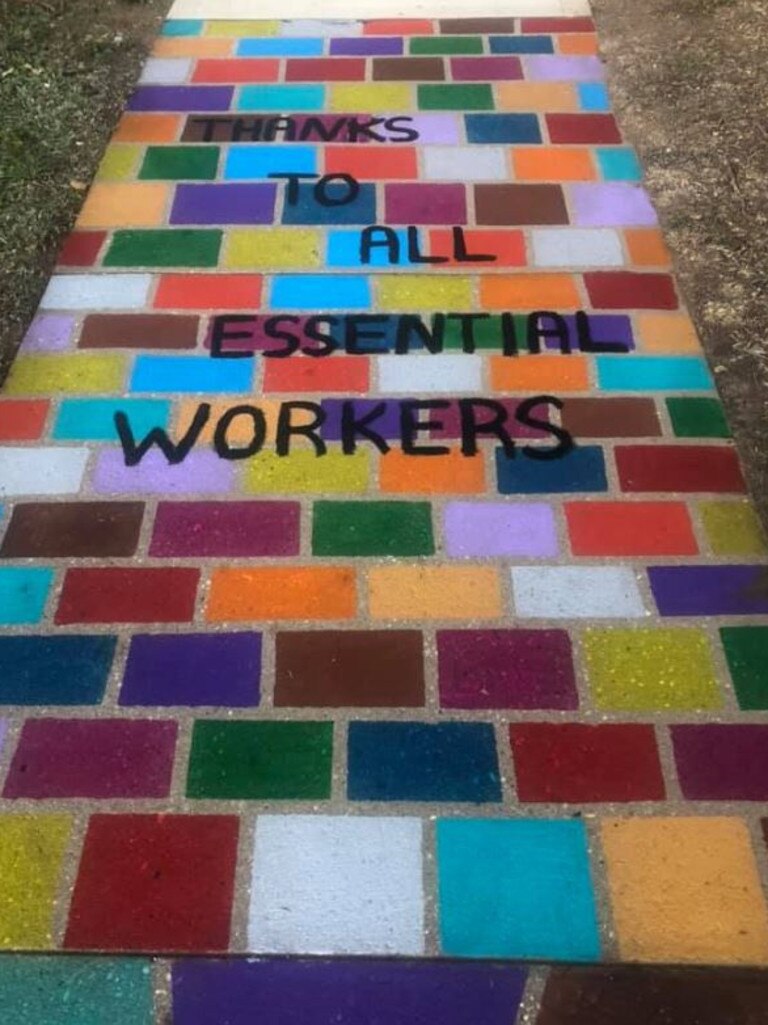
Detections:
348,721,501,802
489,35,555,54
465,114,542,144
0,635,115,705
496,446,608,494
281,182,377,225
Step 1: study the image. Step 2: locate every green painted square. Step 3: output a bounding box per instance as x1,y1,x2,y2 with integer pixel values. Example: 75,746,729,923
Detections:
103,230,222,268
583,627,722,711
418,84,494,111
187,720,333,799
721,627,768,710
312,501,434,556
138,146,219,180
0,956,153,1025
410,36,484,55
666,397,730,438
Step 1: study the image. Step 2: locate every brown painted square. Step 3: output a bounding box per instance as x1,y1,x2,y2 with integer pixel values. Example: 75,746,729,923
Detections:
474,184,569,225
373,57,445,81
0,502,144,558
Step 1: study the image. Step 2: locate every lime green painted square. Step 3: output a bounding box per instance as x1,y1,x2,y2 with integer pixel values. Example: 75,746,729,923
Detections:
96,145,142,181
418,84,494,111
721,627,768,710
138,146,219,180
104,230,222,268
666,397,730,438
0,815,71,949
4,354,125,395
245,450,369,493
187,720,333,799
583,628,722,711
700,501,767,555
410,36,483,55
312,501,435,556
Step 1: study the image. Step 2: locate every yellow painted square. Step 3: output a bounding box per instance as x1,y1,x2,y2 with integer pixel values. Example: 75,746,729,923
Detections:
699,501,767,555
583,627,722,711
601,817,768,965
224,229,322,269
330,83,413,113
5,355,126,396
0,815,71,949
368,566,502,619
377,275,473,310
635,312,701,353
244,449,369,493
76,183,170,228
204,20,279,36
95,145,142,182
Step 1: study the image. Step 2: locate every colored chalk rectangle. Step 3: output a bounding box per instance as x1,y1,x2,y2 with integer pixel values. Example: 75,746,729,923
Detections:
171,183,276,224
649,565,768,616
130,354,254,393
596,356,713,391
0,635,116,705
496,446,607,493
237,85,325,110
224,146,318,178
237,38,324,56
53,399,171,441
269,275,371,309
327,229,412,267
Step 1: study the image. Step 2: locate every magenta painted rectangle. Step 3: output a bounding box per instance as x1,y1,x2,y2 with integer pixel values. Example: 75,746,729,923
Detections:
150,501,300,556
430,398,552,440
451,57,523,81
672,725,768,800
92,450,234,495
385,183,467,224
3,719,177,798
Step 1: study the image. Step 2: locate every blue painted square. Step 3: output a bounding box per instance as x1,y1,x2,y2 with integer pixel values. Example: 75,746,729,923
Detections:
437,819,601,961
0,568,54,625
596,147,642,182
348,722,501,802
237,38,324,56
282,182,377,225
224,146,318,180
238,85,325,112
597,356,713,391
130,355,254,394
0,635,115,704
496,446,607,493
578,83,610,111
161,19,202,36
465,114,541,144
327,229,414,268
270,275,371,310
489,35,554,54
53,399,172,441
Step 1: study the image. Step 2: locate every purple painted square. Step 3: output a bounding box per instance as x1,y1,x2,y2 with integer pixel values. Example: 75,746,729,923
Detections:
526,56,605,82
120,632,261,707
570,184,657,226
401,114,461,144
438,629,578,709
560,314,634,351
330,37,403,55
3,719,176,798
444,502,558,557
92,450,234,495
385,184,467,225
321,399,404,440
21,314,75,352
171,184,276,225
128,86,234,112
672,725,768,800
452,57,523,81
172,958,527,1025
150,500,300,556
649,565,768,616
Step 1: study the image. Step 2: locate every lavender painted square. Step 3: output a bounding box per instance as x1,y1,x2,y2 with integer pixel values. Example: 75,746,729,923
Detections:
649,565,768,616
569,184,657,227
444,502,558,558
127,86,233,112
525,56,605,82
21,314,75,352
330,37,403,55
171,184,276,225
321,399,405,440
120,632,261,707
92,449,234,495
672,725,768,800
172,958,526,1025
404,114,462,144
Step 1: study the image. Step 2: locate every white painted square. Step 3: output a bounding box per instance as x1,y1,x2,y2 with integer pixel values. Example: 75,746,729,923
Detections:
139,58,192,85
511,565,647,618
377,354,482,393
248,815,424,955
423,147,508,182
0,448,89,497
39,275,152,311
531,228,624,268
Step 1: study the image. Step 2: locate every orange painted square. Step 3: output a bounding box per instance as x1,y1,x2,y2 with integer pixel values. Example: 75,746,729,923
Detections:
496,82,577,112
178,399,283,444
635,312,700,353
379,449,486,494
192,59,280,83
490,354,590,392
263,356,369,393
113,114,181,143
0,400,49,441
481,274,581,310
625,229,672,267
364,19,434,34
369,566,502,620
513,147,595,181
154,275,262,310
557,33,599,55
428,229,526,267
76,184,169,229
324,146,418,180
152,38,233,58
207,567,357,621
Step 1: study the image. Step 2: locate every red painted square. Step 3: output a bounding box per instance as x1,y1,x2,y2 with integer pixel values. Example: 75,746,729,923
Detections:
585,272,678,310
511,723,665,802
55,567,199,624
0,400,49,440
363,19,433,34
263,355,369,393
57,232,107,267
64,814,239,952
546,114,622,144
565,500,698,555
521,17,595,32
616,444,745,493
192,59,279,83
429,229,526,267
154,274,262,310
286,58,366,82
325,146,418,180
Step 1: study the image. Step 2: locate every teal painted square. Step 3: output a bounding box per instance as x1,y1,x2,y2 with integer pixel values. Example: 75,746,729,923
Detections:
0,568,54,625
225,146,318,179
54,399,172,441
130,355,254,394
328,229,413,268
238,85,325,111
270,275,371,310
437,818,600,961
578,83,610,111
596,147,642,182
0,955,153,1025
597,355,713,391
162,19,202,36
